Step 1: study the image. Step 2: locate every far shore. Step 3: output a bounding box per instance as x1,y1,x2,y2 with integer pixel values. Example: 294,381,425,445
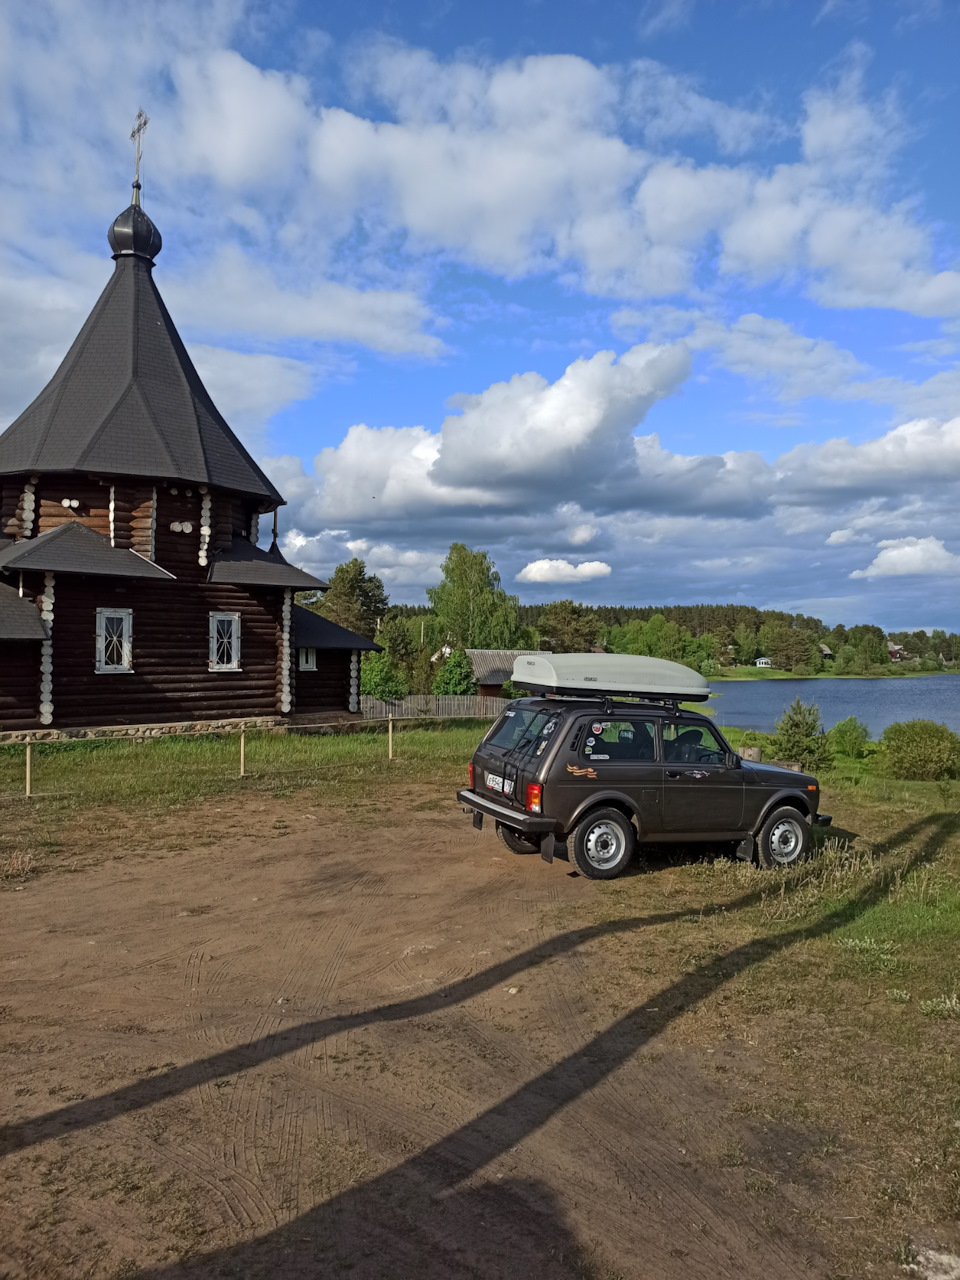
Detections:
713,666,954,682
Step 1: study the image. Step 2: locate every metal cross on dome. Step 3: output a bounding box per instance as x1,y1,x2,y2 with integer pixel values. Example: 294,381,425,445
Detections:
130,108,149,184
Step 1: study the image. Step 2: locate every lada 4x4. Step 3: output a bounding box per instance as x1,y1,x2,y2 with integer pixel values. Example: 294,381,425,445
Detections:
458,654,831,879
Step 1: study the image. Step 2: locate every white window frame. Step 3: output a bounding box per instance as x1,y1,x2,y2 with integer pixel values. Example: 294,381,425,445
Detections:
298,647,317,671
95,608,133,674
209,612,241,671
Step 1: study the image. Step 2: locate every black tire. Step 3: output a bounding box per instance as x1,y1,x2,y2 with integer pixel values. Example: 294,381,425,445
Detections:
757,806,810,869
570,807,635,879
496,821,541,855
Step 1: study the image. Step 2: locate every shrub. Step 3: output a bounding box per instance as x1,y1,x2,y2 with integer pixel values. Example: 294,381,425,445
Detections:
360,652,409,701
830,716,870,759
879,719,960,781
770,697,833,773
500,679,529,700
432,648,477,695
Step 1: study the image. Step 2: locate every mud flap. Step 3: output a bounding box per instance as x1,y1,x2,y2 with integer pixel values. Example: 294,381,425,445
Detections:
472,810,483,831
735,835,755,862
541,835,567,864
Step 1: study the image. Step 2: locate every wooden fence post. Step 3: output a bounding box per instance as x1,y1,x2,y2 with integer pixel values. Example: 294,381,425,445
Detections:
240,728,246,778
25,742,32,798
388,715,393,760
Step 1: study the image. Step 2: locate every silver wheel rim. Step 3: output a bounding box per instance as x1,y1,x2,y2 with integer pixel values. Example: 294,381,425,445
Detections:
768,817,804,865
583,820,626,870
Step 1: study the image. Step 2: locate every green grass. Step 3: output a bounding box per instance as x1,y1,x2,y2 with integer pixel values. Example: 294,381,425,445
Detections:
0,722,482,808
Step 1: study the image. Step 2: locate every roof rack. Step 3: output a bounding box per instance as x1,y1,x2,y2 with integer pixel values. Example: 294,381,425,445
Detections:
512,653,711,704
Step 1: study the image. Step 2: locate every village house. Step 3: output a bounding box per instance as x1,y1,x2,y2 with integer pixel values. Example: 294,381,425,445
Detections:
0,178,376,731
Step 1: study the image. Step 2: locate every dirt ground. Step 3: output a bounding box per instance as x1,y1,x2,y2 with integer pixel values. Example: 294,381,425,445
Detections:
0,787,912,1280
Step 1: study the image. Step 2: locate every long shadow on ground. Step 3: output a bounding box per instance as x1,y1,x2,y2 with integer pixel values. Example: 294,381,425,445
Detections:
5,814,955,1279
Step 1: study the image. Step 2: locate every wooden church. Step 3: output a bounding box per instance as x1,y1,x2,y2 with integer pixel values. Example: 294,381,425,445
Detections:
0,177,377,731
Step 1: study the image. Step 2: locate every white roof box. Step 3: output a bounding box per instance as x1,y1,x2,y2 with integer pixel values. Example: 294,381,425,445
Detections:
512,652,710,702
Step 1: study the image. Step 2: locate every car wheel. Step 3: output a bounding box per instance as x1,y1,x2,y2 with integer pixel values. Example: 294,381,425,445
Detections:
570,807,635,879
496,822,541,855
757,806,810,869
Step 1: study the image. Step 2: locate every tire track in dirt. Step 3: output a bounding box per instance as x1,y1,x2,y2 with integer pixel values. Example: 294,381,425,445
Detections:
185,864,390,1226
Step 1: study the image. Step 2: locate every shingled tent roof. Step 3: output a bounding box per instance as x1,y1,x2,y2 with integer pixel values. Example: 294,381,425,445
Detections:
0,186,282,505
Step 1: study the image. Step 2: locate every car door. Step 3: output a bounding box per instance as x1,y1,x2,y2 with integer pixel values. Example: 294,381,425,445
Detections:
660,720,744,833
553,716,663,833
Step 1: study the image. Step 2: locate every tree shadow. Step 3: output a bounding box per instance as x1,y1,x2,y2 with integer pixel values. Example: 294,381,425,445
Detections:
4,813,956,1278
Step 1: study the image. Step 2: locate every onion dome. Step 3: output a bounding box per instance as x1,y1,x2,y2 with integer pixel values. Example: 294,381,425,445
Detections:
107,181,162,261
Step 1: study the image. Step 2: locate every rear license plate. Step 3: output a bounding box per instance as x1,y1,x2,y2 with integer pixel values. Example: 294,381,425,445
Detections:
484,771,504,792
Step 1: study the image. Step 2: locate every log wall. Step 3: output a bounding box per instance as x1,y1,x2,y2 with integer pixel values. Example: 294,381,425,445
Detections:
1,481,21,538
295,651,352,714
47,578,285,726
0,642,40,728
36,479,111,537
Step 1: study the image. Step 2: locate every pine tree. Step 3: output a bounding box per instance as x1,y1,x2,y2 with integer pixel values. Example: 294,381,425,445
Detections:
314,558,388,639
770,697,833,772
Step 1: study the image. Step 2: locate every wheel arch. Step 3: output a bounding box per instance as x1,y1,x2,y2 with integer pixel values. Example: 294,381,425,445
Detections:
752,791,812,834
565,791,641,836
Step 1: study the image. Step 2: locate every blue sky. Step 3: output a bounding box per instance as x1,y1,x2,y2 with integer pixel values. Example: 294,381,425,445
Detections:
2,0,960,627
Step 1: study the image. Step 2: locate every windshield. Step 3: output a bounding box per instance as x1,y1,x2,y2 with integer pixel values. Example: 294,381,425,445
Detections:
486,708,554,751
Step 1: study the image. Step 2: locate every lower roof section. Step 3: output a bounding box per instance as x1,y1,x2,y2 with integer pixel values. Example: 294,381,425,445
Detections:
0,582,48,639
293,604,381,651
0,521,174,579
208,540,327,590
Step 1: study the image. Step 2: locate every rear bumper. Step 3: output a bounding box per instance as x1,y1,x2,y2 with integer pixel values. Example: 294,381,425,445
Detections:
457,789,557,834
814,813,833,827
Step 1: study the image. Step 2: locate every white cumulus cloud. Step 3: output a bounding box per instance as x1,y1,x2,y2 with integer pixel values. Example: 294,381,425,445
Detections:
517,559,612,583
851,536,960,578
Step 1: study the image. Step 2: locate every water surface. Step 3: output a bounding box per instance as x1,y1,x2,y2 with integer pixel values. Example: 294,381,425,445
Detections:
707,674,960,737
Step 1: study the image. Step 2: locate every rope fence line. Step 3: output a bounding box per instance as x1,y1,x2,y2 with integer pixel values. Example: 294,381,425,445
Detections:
0,709,503,801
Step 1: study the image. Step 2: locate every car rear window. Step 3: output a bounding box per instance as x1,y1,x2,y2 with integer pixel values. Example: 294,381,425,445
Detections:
486,708,556,751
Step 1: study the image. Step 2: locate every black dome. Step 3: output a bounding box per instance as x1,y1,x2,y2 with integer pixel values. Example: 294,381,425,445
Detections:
108,183,162,261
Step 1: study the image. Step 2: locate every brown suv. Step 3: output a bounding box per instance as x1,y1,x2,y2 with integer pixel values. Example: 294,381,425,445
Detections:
458,687,831,879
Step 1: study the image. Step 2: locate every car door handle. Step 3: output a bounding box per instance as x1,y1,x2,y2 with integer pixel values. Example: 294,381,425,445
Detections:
665,770,682,779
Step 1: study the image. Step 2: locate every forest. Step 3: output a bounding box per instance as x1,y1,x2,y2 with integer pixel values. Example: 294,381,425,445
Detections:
299,544,959,698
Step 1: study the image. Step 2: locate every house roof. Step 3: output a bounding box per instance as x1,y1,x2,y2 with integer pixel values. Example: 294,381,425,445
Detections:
0,521,174,579
0,582,49,640
0,191,282,505
207,540,327,590
293,604,381,651
465,648,542,684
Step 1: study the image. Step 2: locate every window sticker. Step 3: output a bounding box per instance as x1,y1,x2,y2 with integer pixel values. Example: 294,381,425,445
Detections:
592,754,610,760
586,736,595,746
504,779,515,796
505,710,516,717
591,723,603,734
585,745,592,753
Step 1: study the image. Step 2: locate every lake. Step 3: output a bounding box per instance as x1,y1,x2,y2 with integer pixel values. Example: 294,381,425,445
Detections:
707,674,960,737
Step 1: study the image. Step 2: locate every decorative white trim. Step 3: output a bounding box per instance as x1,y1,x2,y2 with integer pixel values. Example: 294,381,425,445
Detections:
95,607,133,673
148,486,157,560
280,589,292,713
198,491,211,566
249,512,259,543
21,481,36,537
39,572,54,724
209,612,241,671
108,485,115,546
349,649,359,713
